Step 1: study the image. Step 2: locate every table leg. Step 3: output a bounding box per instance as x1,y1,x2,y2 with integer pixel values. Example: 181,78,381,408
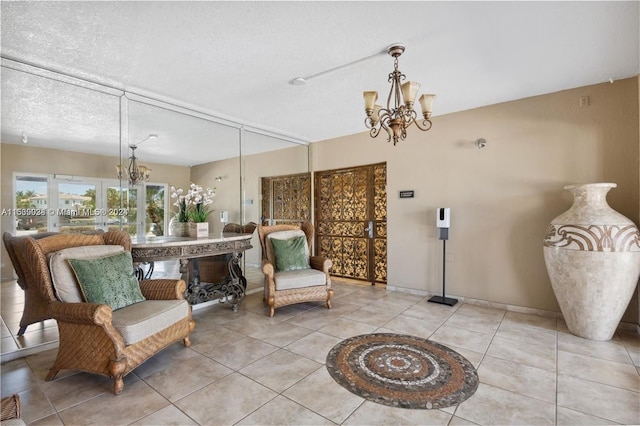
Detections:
180,258,197,304
144,262,155,279
227,251,245,311
133,261,155,281
183,253,246,308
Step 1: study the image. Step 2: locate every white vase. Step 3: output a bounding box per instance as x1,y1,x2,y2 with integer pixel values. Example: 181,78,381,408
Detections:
543,183,640,340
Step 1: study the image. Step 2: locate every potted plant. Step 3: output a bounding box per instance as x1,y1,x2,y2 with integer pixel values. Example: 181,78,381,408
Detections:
169,183,215,237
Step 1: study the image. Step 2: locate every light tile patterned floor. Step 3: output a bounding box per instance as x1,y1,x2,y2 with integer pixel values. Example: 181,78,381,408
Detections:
1,271,639,425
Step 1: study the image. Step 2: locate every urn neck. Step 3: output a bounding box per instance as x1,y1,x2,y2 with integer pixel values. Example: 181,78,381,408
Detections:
553,182,633,226
565,183,615,209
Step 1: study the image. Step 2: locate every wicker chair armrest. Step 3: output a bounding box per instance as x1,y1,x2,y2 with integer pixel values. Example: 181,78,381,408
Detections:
102,230,131,251
49,302,112,325
1,394,21,421
309,256,332,274
261,258,277,297
139,279,186,300
262,258,275,277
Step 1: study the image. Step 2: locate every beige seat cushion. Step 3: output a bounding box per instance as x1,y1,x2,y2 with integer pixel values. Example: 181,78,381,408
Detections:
48,245,124,302
111,299,189,345
274,268,327,291
1,419,27,426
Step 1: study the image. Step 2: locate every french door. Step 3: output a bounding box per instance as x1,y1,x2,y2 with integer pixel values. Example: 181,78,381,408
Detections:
314,163,387,285
13,174,167,237
50,177,103,233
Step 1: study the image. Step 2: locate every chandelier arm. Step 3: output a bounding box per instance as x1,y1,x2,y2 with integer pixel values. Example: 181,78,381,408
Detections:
413,118,433,132
387,70,405,113
386,72,395,112
395,72,405,111
364,116,376,129
403,108,417,123
378,108,391,119
378,120,393,144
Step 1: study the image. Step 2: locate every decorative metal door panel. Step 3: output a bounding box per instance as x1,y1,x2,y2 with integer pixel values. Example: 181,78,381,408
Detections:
315,163,387,284
261,173,311,225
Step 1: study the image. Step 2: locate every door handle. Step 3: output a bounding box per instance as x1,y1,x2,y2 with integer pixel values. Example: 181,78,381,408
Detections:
364,221,374,238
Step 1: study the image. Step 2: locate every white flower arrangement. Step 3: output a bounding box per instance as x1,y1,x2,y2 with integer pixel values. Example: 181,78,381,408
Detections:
170,183,215,223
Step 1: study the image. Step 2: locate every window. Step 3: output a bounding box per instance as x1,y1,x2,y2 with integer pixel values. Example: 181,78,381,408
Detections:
12,174,168,237
14,175,49,235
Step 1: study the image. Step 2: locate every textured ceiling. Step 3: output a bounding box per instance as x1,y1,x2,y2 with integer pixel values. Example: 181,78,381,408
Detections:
1,1,638,166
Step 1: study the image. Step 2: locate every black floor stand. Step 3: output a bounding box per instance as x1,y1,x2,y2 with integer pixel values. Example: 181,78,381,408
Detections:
428,239,458,306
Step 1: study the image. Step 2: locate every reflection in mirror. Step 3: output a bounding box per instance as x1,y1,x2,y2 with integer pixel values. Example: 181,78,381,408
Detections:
126,97,242,167
1,62,121,244
0,61,310,358
126,98,241,240
191,130,310,281
1,64,121,153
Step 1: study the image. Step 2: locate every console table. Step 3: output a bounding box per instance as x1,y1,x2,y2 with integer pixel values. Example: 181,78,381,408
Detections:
131,233,253,310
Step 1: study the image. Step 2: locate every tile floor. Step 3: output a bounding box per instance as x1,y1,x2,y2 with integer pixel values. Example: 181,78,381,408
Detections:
1,269,639,425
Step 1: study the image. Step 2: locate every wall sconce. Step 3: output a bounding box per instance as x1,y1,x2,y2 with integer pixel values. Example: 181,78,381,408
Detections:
215,176,223,182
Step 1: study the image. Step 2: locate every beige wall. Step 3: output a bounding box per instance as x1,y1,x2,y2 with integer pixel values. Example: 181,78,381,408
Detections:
0,143,191,279
191,144,309,266
311,78,640,323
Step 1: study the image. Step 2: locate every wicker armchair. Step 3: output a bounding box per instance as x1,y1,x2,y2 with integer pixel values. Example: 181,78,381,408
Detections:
258,222,333,317
3,231,59,335
0,394,24,426
17,230,195,394
222,221,258,235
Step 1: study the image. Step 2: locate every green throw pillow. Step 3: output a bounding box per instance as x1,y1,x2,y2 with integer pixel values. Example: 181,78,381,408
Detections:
270,235,310,272
68,251,145,311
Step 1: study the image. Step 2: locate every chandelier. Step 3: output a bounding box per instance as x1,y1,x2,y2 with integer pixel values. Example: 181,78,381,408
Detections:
116,134,156,185
363,44,436,145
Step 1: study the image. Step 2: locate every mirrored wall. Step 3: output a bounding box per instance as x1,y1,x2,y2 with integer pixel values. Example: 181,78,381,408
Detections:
0,59,309,281
0,61,122,242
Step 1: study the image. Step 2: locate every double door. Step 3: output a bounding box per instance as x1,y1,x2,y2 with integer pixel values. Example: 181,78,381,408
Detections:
314,163,387,285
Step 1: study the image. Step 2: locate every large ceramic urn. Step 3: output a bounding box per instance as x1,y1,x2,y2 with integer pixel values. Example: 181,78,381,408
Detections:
543,183,640,341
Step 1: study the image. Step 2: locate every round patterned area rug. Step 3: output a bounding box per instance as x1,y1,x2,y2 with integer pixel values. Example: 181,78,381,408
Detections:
326,333,479,409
